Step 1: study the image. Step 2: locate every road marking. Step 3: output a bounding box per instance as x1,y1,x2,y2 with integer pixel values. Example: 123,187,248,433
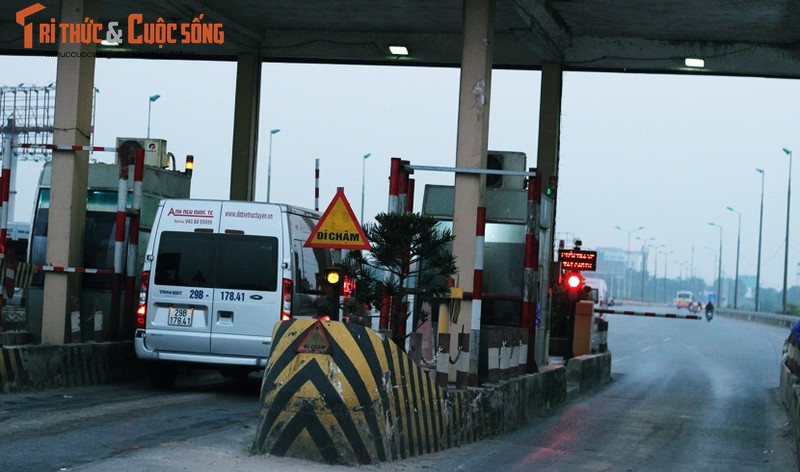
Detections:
641,346,652,352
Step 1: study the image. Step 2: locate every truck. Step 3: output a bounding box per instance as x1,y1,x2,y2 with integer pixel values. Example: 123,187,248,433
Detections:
26,142,192,342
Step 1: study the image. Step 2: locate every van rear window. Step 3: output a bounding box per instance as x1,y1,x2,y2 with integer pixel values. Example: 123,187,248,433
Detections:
154,231,278,291
215,234,278,291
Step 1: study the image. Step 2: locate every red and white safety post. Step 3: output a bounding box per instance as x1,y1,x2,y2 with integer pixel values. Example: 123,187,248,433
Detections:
110,151,128,338
521,169,540,372
0,129,12,258
125,148,145,328
314,158,320,211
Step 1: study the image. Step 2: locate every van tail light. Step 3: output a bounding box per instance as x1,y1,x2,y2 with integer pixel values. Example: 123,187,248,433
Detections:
281,278,293,321
136,270,150,329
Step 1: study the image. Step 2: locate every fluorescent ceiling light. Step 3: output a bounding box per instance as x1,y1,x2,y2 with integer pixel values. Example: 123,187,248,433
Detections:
101,39,121,46
389,45,409,56
684,57,705,68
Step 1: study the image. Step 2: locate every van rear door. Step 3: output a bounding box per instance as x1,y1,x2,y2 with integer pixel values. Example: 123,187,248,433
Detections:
145,201,221,355
209,202,283,359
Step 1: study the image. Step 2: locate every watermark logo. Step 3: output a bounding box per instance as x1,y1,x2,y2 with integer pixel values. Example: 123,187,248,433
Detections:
16,3,46,48
16,3,224,49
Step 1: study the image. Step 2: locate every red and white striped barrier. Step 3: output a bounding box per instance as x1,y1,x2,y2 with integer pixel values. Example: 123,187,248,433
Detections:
34,265,114,275
13,143,119,152
595,308,702,320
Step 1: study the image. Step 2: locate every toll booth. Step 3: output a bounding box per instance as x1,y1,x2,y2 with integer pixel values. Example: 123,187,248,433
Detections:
421,164,555,374
26,159,191,342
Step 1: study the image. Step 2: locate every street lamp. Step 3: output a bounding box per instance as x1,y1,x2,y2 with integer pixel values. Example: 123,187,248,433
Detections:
726,206,741,309
266,128,280,203
360,153,371,223
708,222,723,306
659,249,673,302
147,94,160,138
755,168,765,312
615,225,644,299
653,244,665,301
781,147,793,313
635,236,655,300
704,246,718,299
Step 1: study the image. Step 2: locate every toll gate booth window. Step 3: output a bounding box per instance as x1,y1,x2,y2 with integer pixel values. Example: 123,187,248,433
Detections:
433,221,524,326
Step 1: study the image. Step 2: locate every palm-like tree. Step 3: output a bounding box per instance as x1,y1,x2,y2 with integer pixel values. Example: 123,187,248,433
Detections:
348,212,457,349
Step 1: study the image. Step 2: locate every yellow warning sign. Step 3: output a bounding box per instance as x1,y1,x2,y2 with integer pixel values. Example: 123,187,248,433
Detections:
305,187,371,250
296,320,332,354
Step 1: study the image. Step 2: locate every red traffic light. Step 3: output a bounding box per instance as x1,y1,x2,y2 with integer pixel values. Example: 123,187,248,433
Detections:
566,273,582,288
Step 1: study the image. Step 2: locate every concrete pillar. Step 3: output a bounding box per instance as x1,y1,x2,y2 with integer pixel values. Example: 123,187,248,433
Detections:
451,0,494,386
536,63,563,190
229,54,262,201
534,63,563,365
42,0,97,344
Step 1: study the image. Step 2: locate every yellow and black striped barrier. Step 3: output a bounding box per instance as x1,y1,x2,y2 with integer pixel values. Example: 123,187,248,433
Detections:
0,260,36,289
0,347,23,392
253,319,482,465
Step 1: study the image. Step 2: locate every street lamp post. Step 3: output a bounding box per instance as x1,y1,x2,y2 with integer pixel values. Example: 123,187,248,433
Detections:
782,148,793,314
653,244,665,301
615,225,644,299
360,153,371,223
636,236,655,300
708,222,723,306
726,206,741,309
755,168,765,312
266,128,280,203
147,94,160,138
660,250,673,302
704,247,718,301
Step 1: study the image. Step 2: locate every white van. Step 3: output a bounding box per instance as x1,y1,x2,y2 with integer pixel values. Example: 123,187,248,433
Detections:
584,277,608,307
134,199,334,388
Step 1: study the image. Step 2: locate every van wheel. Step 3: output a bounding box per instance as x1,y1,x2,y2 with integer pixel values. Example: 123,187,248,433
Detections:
219,367,251,380
149,363,178,389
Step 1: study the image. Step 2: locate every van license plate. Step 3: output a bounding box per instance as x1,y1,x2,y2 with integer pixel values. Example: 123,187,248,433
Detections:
168,307,193,327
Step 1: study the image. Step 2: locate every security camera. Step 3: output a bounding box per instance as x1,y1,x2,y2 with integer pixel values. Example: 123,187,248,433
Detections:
574,238,583,249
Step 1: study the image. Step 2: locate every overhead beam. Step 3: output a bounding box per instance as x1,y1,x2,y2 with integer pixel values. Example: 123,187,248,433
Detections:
564,36,800,78
510,0,570,60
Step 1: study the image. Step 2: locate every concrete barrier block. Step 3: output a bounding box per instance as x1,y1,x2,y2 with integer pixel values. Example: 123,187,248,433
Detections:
0,341,145,392
254,320,580,466
566,352,612,397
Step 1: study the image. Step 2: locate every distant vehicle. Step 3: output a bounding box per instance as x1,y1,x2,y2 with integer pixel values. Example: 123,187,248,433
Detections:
675,290,693,309
584,277,608,307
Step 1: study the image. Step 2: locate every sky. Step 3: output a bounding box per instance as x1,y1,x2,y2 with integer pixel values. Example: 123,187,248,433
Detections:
1,55,799,292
